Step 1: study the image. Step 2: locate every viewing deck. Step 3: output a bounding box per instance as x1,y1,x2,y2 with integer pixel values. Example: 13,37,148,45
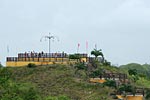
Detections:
6,52,88,67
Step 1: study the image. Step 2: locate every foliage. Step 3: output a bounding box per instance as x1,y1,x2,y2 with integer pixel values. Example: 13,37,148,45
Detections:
23,87,41,100
45,95,70,100
120,63,150,79
0,68,41,100
128,69,137,76
74,63,87,71
118,84,132,92
90,68,104,78
91,49,104,60
103,80,116,88
27,63,37,68
69,54,80,59
145,89,150,99
0,63,3,67
103,60,111,66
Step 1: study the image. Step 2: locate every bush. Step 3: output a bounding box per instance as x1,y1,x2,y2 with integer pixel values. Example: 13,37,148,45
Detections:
0,63,3,67
69,54,80,59
45,95,70,100
74,63,87,71
23,87,41,100
90,68,103,78
27,63,37,68
103,80,116,88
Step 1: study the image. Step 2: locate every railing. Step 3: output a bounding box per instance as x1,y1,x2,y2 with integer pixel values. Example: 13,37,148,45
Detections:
7,53,88,62
69,54,88,58
7,57,18,62
18,53,68,58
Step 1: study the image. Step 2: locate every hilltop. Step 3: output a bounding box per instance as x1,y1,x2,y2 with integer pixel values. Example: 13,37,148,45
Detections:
0,64,116,100
1,63,150,100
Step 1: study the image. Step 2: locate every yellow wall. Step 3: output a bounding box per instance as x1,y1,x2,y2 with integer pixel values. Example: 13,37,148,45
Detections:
6,61,70,67
18,58,69,62
127,96,143,100
89,78,106,83
6,57,87,67
116,95,143,100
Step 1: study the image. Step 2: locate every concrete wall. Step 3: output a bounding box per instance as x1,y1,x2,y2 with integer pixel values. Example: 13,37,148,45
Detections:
6,57,87,67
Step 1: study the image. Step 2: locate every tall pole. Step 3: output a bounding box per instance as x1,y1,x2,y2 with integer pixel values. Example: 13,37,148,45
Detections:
49,33,50,61
40,33,59,62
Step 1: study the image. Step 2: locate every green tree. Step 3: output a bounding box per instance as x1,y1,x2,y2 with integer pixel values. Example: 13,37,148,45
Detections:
145,89,150,100
128,69,137,76
69,54,81,62
0,63,3,68
90,68,103,78
69,54,80,59
128,69,139,82
27,63,37,68
103,80,116,88
75,63,87,71
91,49,104,61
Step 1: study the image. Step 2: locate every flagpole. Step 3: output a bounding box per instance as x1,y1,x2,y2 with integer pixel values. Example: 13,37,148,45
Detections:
86,41,88,55
77,43,80,53
7,45,9,56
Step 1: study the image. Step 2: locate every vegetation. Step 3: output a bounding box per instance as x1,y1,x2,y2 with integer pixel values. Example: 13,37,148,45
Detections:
27,63,37,68
0,63,3,67
69,54,80,59
0,65,116,100
103,80,117,88
2,48,150,99
91,49,104,60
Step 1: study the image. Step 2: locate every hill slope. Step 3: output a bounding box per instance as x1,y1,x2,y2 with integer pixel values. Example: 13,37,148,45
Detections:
1,65,115,100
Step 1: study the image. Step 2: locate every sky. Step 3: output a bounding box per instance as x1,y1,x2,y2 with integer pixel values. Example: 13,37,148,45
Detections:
0,0,150,66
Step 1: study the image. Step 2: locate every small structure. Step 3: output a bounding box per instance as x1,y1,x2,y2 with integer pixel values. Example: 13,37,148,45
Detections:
100,73,128,83
6,52,88,67
90,78,106,83
116,95,143,100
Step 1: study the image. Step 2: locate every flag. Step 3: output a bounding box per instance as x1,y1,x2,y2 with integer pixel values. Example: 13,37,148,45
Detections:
86,41,88,49
78,43,80,48
77,43,80,53
86,41,88,54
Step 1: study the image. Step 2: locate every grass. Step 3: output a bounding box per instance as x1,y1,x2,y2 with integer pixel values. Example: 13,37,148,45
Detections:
2,63,150,100
3,64,115,100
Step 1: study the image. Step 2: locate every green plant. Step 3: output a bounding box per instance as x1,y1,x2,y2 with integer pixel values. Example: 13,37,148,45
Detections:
91,49,104,61
90,68,103,78
27,63,37,68
24,87,41,100
103,80,116,88
69,54,80,59
128,69,137,76
118,84,135,95
146,89,150,99
0,64,3,68
45,95,70,100
74,63,87,71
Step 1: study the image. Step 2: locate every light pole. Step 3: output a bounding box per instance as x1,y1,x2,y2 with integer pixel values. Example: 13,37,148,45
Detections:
40,33,59,62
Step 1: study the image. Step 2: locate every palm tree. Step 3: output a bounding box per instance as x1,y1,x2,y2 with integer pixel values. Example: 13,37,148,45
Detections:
91,49,104,61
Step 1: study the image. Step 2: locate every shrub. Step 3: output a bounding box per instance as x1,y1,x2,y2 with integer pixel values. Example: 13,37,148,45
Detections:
90,68,103,78
74,63,87,71
69,54,80,59
27,63,37,68
23,87,41,100
103,80,116,88
0,64,3,68
45,95,70,100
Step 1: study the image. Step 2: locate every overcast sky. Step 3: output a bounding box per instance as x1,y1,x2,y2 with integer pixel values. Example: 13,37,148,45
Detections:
0,0,150,66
